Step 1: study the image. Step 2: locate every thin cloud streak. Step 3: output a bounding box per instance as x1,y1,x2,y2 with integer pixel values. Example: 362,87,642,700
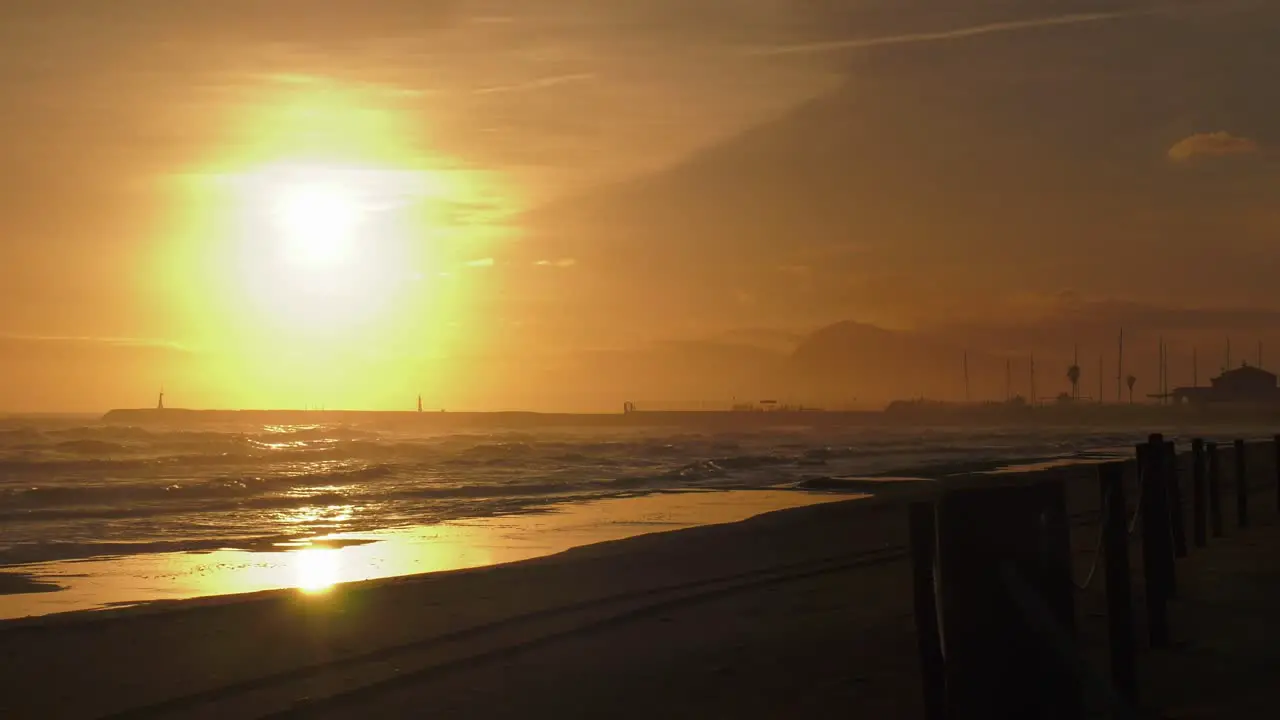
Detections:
747,10,1147,57
473,73,597,96
0,335,191,351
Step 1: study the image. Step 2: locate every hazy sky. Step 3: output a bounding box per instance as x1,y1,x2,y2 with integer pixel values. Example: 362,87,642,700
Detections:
2,0,1279,411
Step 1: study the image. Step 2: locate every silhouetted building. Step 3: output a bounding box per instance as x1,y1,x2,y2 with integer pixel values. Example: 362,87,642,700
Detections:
1172,364,1280,406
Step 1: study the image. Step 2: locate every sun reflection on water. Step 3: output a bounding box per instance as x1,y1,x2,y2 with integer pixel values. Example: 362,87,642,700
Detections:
293,548,341,594
0,493,847,619
273,502,357,526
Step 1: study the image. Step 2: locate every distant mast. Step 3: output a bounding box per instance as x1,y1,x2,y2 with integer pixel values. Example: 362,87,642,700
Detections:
417,394,423,413
1158,337,1165,405
1030,354,1037,406
1098,354,1103,404
157,388,165,410
1116,329,1124,403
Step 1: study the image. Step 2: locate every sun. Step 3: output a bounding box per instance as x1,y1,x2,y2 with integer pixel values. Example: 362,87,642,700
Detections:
159,75,524,408
217,162,429,335
249,164,378,273
270,178,364,269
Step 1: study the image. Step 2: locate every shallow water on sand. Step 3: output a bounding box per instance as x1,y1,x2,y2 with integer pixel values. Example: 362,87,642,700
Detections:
0,490,859,619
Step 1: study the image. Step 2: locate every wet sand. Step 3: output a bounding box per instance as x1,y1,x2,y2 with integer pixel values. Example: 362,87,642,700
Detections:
0,486,931,719
0,490,860,620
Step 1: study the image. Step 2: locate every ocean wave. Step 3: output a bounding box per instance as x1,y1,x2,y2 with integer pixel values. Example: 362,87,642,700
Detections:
0,421,1155,567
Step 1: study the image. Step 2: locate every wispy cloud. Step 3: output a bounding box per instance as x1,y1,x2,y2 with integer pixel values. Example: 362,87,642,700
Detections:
534,258,577,268
1167,131,1261,162
465,257,496,267
473,73,597,96
0,335,191,351
747,10,1143,57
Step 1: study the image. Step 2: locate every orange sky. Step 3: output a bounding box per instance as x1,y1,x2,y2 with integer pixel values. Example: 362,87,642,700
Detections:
2,1,1279,412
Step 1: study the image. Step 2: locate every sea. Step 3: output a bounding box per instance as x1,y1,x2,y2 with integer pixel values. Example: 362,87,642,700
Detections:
0,417,1153,568
7,417,1266,617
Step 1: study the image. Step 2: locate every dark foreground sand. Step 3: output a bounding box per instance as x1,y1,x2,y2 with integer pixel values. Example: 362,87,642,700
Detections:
1,451,1274,719
0,494,923,719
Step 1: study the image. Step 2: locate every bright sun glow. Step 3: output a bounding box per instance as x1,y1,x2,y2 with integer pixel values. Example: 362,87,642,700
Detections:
271,178,364,269
161,75,519,409
228,162,427,333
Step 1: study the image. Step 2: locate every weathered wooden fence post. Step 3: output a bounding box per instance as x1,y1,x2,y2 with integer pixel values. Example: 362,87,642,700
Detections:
1165,441,1188,559
909,502,946,720
1041,479,1077,640
934,480,1080,717
1192,439,1207,548
1139,435,1172,646
1274,435,1280,515
1235,439,1249,529
1207,441,1224,537
1100,462,1137,704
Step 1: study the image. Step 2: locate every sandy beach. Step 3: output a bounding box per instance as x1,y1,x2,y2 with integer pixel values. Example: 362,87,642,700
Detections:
0,482,933,719
0,457,1126,720
5,447,1275,719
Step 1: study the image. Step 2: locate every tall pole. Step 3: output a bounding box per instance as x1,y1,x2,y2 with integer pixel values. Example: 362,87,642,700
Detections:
1164,341,1170,403
1074,345,1080,400
1164,341,1169,402
1030,354,1037,407
1158,337,1165,405
1117,329,1124,403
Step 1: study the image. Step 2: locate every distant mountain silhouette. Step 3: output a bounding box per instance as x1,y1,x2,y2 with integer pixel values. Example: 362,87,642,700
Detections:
785,321,993,404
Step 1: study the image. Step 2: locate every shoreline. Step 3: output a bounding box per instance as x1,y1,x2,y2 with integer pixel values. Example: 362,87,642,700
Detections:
0,452,1140,622
0,460,1115,718
0,488,878,623
0,447,1125,622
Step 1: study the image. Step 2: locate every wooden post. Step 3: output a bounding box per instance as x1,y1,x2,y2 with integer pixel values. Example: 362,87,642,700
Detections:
1235,439,1249,529
1100,462,1137,703
1192,439,1207,548
1165,441,1188,559
1040,480,1077,638
1139,436,1171,647
1274,435,1280,515
934,481,1080,717
1208,442,1224,537
909,502,946,720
